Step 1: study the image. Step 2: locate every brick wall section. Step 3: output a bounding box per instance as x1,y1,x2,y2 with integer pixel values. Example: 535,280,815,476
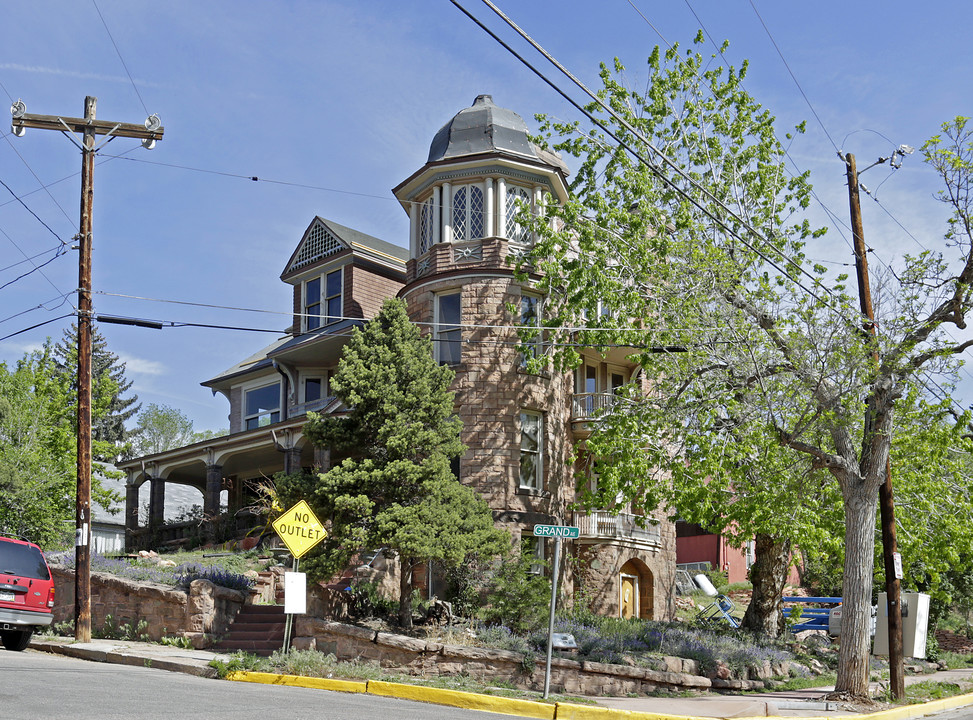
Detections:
292,618,783,695
51,566,247,648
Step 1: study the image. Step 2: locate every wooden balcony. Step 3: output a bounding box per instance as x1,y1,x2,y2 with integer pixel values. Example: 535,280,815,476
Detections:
573,511,662,547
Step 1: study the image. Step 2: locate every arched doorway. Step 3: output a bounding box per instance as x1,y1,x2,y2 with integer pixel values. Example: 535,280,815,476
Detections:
619,559,654,619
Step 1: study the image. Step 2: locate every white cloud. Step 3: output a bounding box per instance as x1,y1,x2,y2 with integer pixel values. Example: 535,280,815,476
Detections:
0,62,158,87
117,353,166,376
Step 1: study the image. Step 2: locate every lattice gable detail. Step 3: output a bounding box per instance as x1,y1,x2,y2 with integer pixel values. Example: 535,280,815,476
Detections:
287,221,346,274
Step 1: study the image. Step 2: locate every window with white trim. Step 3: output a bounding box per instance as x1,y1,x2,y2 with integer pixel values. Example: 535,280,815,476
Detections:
519,292,542,366
245,382,281,430
525,536,546,575
519,410,543,491
435,292,462,365
452,184,484,243
302,371,331,404
504,185,532,243
419,197,435,254
303,268,343,331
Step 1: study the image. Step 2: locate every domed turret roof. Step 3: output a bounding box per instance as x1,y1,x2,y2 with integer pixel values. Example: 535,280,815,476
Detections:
427,95,567,173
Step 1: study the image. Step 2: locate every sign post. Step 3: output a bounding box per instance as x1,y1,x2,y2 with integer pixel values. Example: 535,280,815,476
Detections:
272,501,327,653
533,524,579,699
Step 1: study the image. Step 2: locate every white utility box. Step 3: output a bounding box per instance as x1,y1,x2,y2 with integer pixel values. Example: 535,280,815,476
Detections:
872,592,930,658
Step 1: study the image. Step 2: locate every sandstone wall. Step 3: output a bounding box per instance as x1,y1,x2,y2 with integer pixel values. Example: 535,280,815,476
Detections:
289,618,783,697
51,565,247,648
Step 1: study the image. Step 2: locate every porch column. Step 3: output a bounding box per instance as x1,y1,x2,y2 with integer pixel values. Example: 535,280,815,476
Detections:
314,446,331,473
283,446,303,475
204,464,223,519
149,476,165,529
124,480,140,551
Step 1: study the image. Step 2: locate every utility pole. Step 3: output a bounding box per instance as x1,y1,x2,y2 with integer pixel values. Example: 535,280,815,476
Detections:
11,97,163,643
844,152,905,700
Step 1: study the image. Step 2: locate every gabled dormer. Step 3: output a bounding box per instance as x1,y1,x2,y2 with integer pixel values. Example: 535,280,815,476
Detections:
392,95,569,281
281,216,408,335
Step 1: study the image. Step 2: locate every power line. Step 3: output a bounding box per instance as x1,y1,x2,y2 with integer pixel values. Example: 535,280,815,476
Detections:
0,241,67,273
744,0,841,155
0,313,73,343
457,0,857,325
0,176,67,244
90,0,150,116
0,241,69,292
0,291,74,327
97,153,403,206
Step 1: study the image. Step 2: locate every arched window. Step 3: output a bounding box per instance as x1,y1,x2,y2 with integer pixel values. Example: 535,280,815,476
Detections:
418,197,435,254
452,185,484,243
505,185,532,243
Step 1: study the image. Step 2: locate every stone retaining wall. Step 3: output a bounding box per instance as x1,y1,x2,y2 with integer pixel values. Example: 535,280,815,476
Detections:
292,618,753,697
51,565,247,648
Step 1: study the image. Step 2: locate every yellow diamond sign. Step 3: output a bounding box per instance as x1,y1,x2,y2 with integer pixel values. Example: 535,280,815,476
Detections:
272,500,327,559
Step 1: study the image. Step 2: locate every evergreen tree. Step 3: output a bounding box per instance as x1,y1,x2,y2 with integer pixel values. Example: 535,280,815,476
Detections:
282,298,508,627
54,323,139,460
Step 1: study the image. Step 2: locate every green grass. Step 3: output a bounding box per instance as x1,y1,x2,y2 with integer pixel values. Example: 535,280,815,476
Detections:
876,679,972,705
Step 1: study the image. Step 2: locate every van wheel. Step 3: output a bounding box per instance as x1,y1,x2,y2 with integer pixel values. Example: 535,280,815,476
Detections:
1,629,32,651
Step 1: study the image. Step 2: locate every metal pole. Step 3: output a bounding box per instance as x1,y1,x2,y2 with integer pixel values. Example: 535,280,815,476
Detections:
74,96,96,644
846,153,904,699
542,536,561,700
282,556,298,653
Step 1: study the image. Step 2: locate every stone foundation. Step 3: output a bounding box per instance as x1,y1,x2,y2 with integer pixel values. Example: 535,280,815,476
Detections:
51,565,247,648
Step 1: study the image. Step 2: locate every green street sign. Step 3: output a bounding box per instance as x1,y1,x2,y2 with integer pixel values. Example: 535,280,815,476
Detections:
533,524,580,539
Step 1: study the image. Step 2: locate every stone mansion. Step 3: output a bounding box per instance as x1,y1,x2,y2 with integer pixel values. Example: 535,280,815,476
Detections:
118,95,676,620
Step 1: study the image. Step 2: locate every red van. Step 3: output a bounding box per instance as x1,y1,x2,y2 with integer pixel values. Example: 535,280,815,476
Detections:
0,535,55,651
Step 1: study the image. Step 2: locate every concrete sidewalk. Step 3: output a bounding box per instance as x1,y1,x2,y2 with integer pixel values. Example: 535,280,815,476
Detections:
30,636,233,678
26,637,973,719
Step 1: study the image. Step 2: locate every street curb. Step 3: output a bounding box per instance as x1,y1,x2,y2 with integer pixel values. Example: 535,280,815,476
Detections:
227,668,973,720
228,672,556,719
227,670,367,694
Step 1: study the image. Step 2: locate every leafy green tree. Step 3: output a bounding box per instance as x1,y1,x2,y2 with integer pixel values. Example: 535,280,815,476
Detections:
54,323,139,460
281,299,507,628
0,341,121,545
519,31,973,695
129,403,196,457
0,347,75,545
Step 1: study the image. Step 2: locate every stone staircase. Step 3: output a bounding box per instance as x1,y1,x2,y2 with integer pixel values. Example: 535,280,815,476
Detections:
213,603,286,656
213,570,286,656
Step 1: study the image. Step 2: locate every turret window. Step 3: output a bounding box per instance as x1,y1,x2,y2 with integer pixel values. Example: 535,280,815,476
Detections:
505,185,532,243
419,197,435,255
452,185,484,243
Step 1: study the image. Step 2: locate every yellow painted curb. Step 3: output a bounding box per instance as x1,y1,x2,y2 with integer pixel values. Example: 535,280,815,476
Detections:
853,690,973,720
734,689,973,720
366,679,556,719
226,670,367,694
555,701,713,720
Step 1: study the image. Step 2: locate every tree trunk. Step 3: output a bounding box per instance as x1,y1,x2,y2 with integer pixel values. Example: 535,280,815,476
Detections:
398,556,414,629
741,534,791,637
833,481,879,698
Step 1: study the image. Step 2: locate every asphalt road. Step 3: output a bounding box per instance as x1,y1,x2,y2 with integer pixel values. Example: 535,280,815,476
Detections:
0,648,520,720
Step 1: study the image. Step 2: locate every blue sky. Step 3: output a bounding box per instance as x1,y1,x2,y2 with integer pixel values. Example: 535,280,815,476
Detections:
1,1,971,433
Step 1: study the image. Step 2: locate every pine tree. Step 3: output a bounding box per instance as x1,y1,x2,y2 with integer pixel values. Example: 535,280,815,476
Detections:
54,323,140,460
286,298,508,628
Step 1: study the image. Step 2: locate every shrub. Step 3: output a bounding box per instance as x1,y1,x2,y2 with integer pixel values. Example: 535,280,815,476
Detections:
480,548,550,634
174,563,254,594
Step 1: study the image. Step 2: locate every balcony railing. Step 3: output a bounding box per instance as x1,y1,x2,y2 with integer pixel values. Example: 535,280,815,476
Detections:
290,396,336,418
571,392,620,420
573,511,661,545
